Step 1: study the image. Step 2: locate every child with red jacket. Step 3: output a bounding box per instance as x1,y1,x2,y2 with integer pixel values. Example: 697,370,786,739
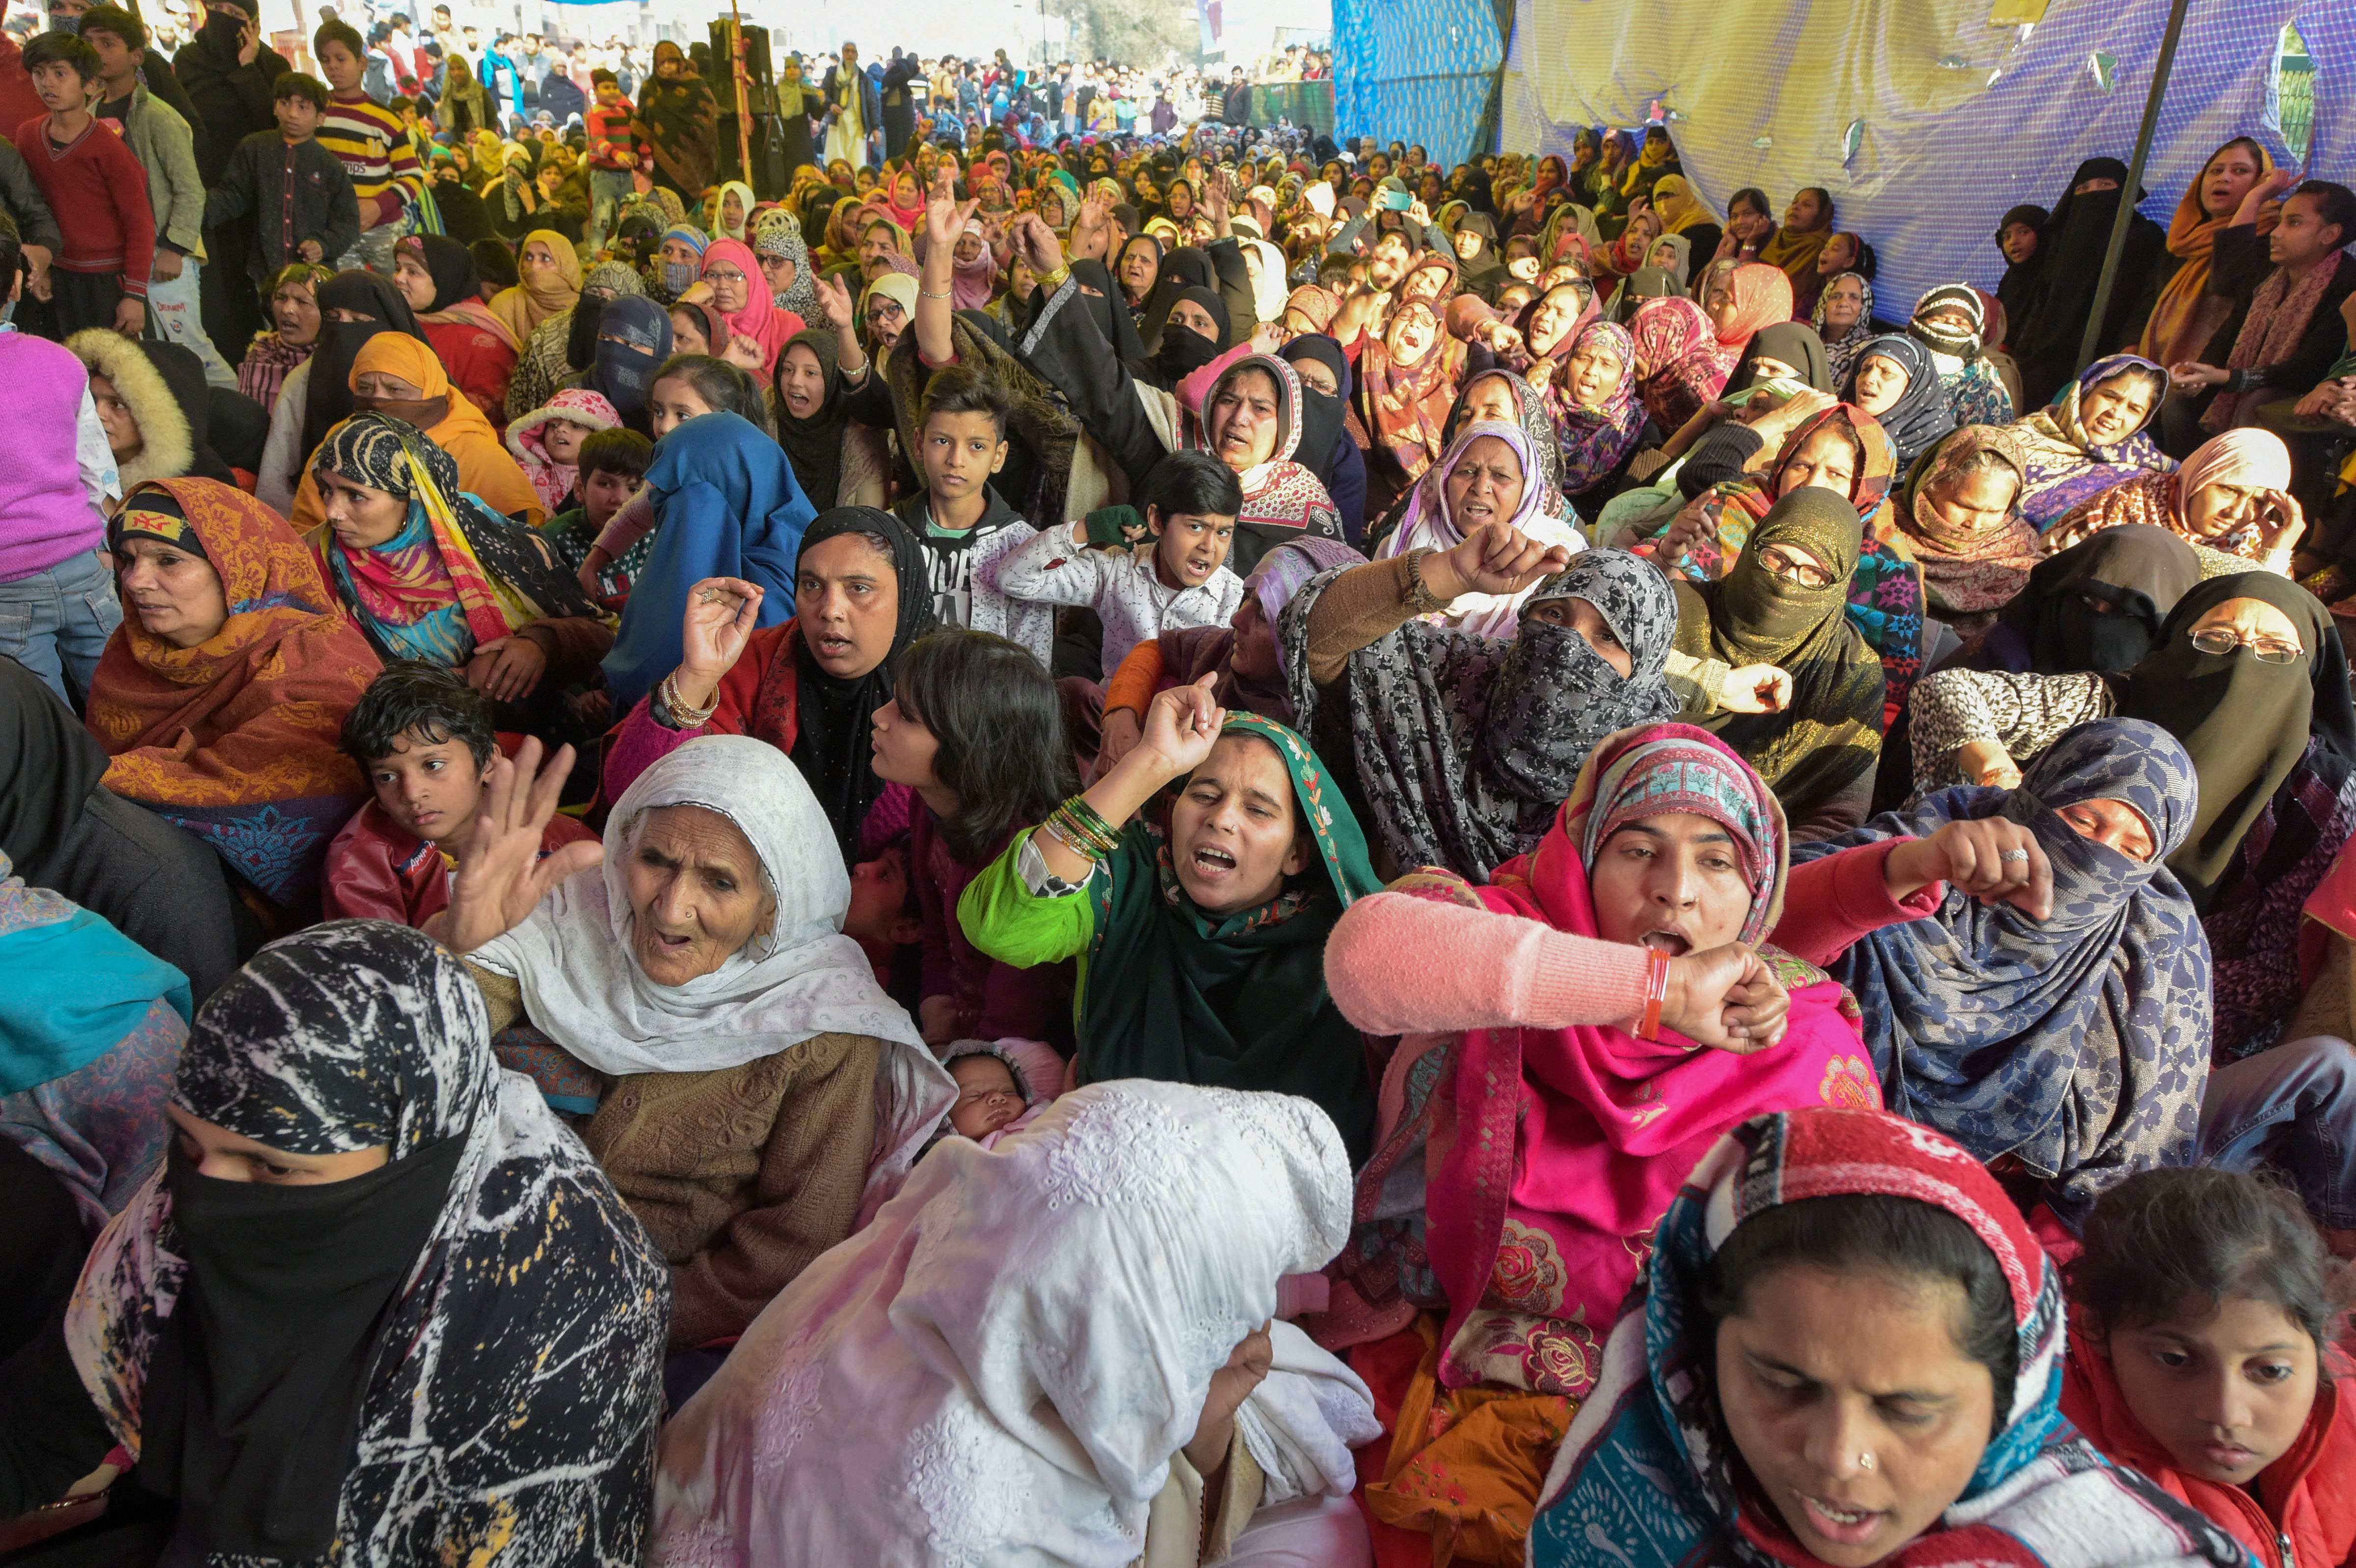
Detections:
322,660,597,927
2064,1167,2356,1568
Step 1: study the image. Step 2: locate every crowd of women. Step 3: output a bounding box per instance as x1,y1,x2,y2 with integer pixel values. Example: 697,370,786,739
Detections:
4,76,2356,1567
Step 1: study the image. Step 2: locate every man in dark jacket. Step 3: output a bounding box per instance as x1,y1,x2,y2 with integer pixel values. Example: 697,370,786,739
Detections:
879,47,919,162
175,0,290,362
1220,66,1250,127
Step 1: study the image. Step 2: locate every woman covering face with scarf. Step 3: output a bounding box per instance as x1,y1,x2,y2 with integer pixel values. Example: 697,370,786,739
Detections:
1674,485,1888,830
502,261,643,426
1909,282,2017,425
1907,572,2356,1057
288,332,544,531
585,294,674,430
53,923,669,1566
1975,524,2199,677
1799,719,2211,1220
1285,549,1684,879
599,411,813,716
266,270,428,514
1629,295,1732,431
485,228,582,346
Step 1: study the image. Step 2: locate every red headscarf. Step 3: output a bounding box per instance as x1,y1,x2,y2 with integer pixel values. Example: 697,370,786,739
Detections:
702,237,805,379
1356,299,1466,483
1630,295,1730,430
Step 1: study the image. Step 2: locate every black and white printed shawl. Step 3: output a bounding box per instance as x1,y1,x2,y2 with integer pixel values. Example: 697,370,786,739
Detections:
1284,548,1683,878
65,920,670,1567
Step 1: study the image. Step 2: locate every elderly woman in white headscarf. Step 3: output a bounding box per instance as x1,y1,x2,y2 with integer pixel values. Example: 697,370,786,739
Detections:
434,733,953,1357
647,1080,1379,1568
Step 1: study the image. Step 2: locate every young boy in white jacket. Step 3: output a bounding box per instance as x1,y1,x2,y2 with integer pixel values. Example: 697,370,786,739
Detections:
988,449,1246,680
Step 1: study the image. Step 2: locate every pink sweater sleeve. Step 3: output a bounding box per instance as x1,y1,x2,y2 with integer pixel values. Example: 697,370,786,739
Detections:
591,483,658,558
1323,890,1652,1036
1769,838,1944,968
1175,338,1258,418
598,692,698,804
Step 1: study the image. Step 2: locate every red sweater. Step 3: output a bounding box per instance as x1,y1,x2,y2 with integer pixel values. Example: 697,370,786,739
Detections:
14,112,155,294
584,98,638,170
320,797,599,928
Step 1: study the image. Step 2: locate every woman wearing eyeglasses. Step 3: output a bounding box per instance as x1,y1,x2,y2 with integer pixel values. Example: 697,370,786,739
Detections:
1907,572,2356,1058
1670,485,1888,838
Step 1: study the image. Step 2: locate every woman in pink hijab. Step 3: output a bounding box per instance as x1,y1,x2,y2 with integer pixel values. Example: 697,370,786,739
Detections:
698,238,805,379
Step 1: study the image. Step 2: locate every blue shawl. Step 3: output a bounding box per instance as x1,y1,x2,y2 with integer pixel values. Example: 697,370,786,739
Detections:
1791,718,2212,1223
600,411,812,713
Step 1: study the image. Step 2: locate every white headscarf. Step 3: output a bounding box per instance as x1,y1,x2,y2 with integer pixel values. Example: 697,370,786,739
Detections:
1375,418,1587,638
648,1081,1366,1567
1239,236,1289,327
476,734,924,1075
474,736,952,1195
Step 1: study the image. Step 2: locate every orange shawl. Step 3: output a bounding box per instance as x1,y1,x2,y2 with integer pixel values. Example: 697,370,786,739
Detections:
85,478,380,905
2138,143,2278,369
289,333,544,530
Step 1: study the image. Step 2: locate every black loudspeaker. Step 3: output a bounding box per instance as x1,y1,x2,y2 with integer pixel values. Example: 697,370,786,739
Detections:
708,19,773,112
716,113,793,197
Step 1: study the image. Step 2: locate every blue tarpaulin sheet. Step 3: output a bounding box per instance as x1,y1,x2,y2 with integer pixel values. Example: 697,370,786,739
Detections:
1487,0,2347,317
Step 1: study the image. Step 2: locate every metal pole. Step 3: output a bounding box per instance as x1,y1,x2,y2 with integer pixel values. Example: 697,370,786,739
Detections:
2075,0,2193,372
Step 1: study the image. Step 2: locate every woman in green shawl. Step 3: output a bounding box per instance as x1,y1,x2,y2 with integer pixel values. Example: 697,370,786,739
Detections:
1671,485,1887,835
959,677,1382,1161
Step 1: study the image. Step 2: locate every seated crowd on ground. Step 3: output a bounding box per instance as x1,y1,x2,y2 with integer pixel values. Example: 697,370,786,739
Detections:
3,26,2356,1564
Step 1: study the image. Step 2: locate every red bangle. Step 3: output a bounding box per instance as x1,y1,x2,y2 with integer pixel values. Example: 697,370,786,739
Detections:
1638,946,1671,1040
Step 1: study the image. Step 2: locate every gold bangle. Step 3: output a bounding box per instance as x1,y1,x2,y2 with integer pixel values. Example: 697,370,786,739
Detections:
660,669,720,730
1040,264,1072,292
1402,548,1449,615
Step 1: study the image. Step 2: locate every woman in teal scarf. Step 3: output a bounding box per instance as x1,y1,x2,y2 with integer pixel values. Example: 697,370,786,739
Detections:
0,850,191,1233
960,678,1382,1161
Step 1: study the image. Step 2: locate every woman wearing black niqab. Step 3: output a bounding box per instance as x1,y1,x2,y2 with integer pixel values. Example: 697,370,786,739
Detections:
2010,160,2168,409
15,922,669,1563
298,271,428,477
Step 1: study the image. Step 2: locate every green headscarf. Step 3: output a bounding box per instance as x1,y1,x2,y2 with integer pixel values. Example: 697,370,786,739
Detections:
1672,485,1885,821
1078,713,1381,1160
